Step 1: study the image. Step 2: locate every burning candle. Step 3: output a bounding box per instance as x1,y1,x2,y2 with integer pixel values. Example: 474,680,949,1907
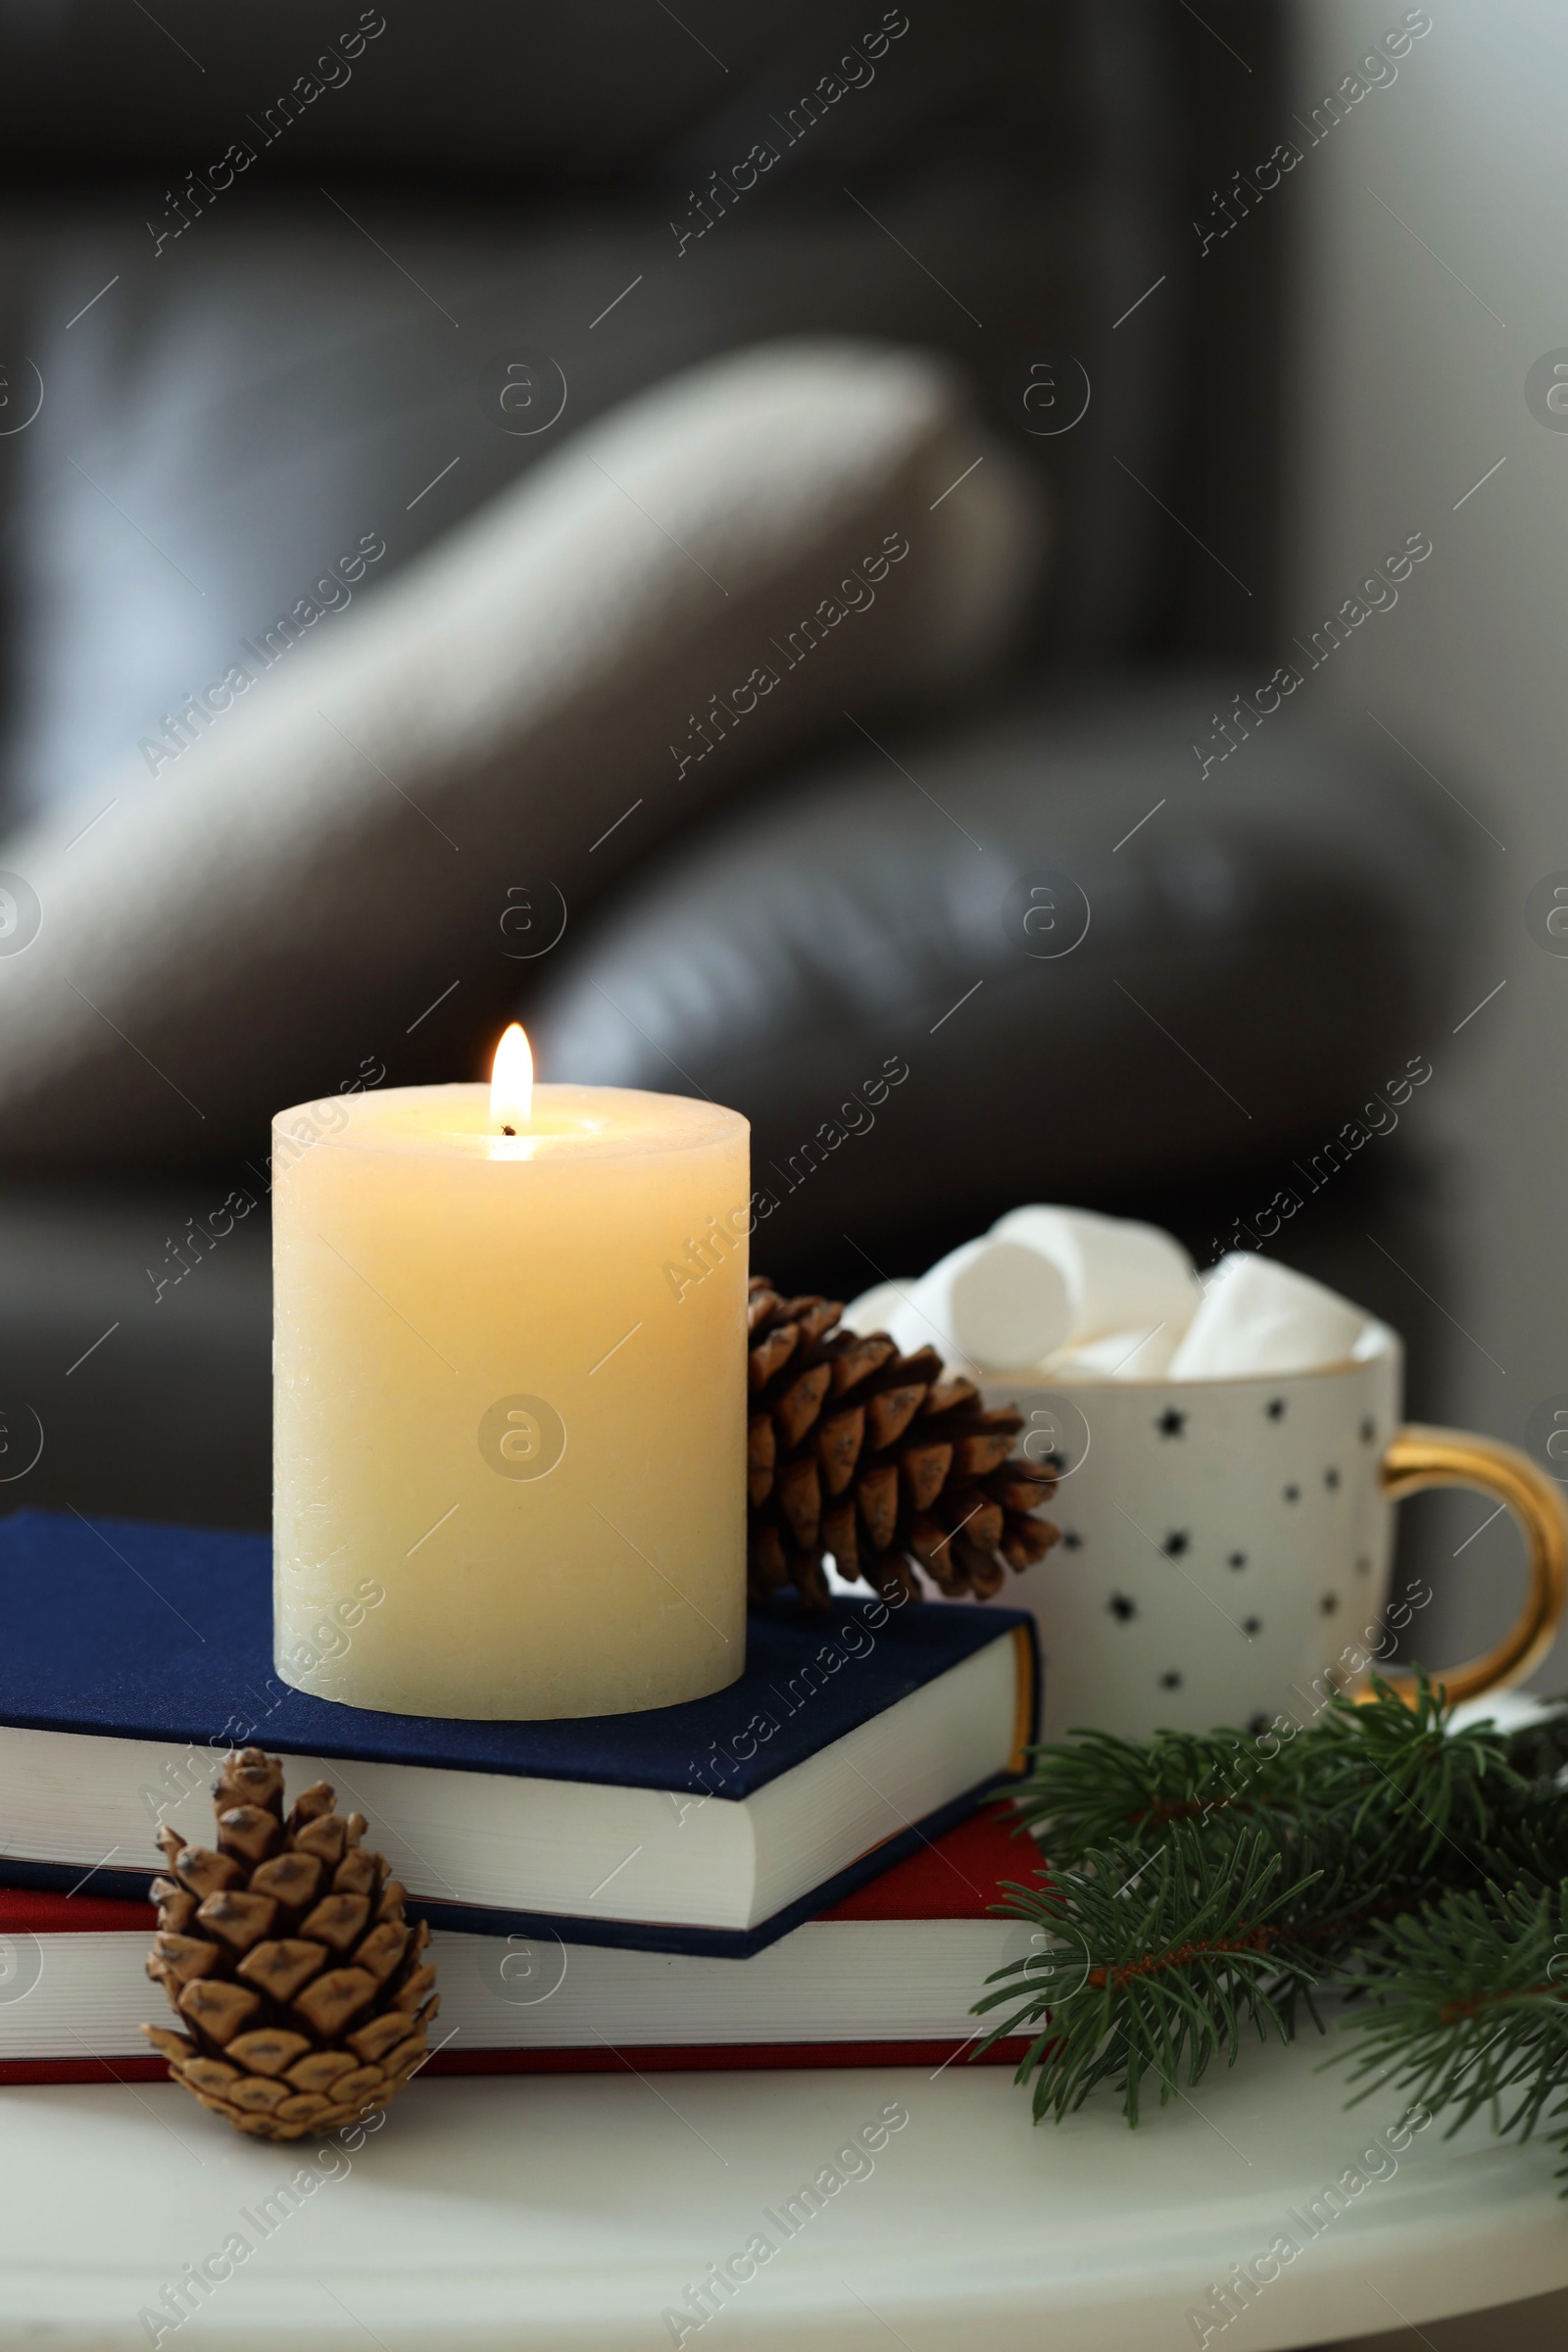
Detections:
271,1029,750,1718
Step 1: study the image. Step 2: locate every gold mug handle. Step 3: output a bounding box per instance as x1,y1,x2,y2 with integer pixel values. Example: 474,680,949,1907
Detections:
1364,1424,1568,1707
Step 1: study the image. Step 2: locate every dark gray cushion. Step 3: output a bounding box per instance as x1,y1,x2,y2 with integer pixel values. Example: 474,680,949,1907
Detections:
529,682,1474,1290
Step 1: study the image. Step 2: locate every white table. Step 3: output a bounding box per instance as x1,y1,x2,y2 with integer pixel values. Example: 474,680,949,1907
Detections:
4,2028,1566,2348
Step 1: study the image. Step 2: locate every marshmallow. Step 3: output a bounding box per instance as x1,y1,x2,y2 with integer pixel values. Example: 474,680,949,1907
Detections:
839,1281,915,1339
1046,1322,1181,1382
1166,1253,1368,1381
992,1205,1201,1348
888,1237,1072,1373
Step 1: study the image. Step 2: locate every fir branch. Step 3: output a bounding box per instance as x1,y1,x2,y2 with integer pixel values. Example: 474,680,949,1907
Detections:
983,1675,1562,2159
1483,1810,1568,1895
1340,1879,1568,2176
975,1824,1327,2125
1006,1723,1309,1860
1300,1672,1524,1868
1010,1674,1523,1877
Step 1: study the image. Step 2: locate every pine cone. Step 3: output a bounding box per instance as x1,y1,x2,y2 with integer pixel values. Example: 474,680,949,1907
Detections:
140,1749,437,2140
747,1277,1060,1610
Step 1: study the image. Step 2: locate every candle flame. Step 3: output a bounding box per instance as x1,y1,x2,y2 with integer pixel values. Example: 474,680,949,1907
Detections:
490,1023,533,1130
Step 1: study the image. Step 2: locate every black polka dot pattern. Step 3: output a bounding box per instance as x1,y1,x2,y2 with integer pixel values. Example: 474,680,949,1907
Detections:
1057,1379,1390,1735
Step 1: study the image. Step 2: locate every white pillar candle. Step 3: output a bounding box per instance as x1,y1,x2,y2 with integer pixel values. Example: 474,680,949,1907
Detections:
272,1030,750,1719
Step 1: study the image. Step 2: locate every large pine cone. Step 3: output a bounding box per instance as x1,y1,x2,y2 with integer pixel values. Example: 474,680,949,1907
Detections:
748,1278,1059,1610
141,1749,437,2140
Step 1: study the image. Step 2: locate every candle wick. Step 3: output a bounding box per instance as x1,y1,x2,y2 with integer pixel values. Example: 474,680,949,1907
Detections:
502,1125,515,1137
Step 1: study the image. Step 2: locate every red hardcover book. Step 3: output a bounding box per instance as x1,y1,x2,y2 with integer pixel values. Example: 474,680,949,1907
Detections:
0,1809,1043,2083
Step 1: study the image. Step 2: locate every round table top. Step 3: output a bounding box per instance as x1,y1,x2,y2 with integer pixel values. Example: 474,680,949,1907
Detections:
4,2027,1566,2349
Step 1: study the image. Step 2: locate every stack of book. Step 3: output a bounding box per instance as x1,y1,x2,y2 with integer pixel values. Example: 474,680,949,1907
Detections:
0,1511,1045,2083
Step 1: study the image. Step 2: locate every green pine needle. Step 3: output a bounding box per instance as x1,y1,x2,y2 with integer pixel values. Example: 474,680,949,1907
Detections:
980,1677,1568,2181
1341,1880,1568,2174
1302,1671,1524,1866
1006,1721,1309,1858
975,1824,1326,2125
1010,1672,1521,1875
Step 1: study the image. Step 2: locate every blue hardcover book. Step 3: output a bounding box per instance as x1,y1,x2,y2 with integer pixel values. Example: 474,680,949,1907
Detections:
0,1512,1037,1958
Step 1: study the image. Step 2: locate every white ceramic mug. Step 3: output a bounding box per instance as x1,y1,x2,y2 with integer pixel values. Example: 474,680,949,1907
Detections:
983,1324,1566,1742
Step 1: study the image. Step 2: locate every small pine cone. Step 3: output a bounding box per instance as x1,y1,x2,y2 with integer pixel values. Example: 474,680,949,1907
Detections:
746,1276,1060,1611
141,1750,437,2140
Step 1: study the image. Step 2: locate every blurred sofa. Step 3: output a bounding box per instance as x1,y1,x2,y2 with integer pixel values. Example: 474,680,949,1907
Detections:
0,1,1476,1528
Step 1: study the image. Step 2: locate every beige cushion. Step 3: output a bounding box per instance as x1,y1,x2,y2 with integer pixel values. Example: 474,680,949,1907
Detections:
0,338,1040,1165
